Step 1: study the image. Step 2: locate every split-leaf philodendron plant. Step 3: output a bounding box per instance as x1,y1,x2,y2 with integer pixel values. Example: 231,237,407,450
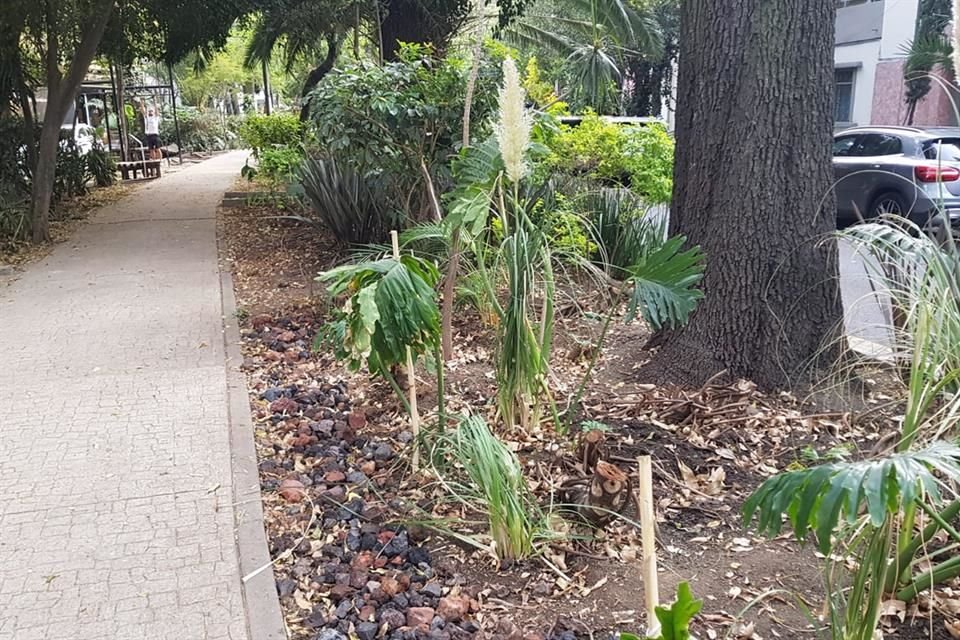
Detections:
745,221,960,640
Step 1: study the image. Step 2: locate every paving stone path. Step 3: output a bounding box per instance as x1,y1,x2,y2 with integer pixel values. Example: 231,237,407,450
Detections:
0,152,257,640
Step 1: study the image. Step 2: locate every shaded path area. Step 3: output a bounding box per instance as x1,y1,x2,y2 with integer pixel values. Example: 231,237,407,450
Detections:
0,152,265,640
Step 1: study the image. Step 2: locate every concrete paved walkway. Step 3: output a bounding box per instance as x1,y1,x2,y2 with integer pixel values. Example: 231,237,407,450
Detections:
0,152,259,640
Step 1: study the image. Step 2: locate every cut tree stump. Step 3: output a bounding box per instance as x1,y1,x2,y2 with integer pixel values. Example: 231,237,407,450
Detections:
576,429,605,473
562,460,631,527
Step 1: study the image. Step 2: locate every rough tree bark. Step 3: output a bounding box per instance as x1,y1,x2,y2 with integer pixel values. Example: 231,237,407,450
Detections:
378,0,468,61
30,0,116,243
641,0,845,389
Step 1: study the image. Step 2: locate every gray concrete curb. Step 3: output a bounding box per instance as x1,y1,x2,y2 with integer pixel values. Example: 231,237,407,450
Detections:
219,268,288,640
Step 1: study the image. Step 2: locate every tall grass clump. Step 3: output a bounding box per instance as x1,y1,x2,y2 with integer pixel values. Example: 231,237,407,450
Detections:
449,415,541,560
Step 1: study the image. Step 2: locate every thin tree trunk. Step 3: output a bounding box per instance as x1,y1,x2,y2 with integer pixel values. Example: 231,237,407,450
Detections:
18,82,37,180
298,33,339,122
640,0,845,389
440,39,484,360
30,0,115,243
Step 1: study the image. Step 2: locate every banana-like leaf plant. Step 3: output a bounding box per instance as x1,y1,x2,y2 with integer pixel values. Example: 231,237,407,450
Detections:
317,255,441,407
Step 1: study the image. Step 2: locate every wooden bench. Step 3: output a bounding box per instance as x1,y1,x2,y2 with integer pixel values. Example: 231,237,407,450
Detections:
118,159,161,180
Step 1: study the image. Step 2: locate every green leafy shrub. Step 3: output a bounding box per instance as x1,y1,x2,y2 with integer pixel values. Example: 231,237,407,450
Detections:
547,113,674,203
159,109,242,152
582,187,667,276
620,582,702,640
0,117,31,201
54,137,90,201
622,124,674,204
238,112,303,158
307,43,505,223
549,112,627,182
0,199,29,245
257,146,303,183
448,416,542,560
86,145,116,187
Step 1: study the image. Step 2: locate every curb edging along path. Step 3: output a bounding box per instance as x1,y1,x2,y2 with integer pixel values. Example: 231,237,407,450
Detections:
220,267,287,640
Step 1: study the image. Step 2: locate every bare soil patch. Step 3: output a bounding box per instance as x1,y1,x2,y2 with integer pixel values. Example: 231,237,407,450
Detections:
218,197,956,640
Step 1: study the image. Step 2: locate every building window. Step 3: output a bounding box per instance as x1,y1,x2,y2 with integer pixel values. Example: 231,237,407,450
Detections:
835,68,855,123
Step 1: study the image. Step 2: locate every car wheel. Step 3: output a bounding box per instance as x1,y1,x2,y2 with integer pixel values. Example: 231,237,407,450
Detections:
869,192,908,218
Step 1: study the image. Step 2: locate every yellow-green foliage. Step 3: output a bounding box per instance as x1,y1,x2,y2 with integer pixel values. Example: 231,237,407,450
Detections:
523,57,569,116
547,112,674,204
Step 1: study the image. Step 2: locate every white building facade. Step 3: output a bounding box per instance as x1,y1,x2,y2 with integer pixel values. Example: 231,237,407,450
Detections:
834,0,957,128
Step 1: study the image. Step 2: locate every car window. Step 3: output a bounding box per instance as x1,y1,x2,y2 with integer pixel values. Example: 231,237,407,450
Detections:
922,138,960,161
853,133,903,156
833,135,859,157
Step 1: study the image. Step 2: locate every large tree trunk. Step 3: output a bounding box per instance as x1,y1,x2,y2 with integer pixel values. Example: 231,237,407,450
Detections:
640,0,844,389
378,0,467,61
30,0,115,243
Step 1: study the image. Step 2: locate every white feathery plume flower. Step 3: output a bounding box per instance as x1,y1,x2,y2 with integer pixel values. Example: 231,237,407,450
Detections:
496,57,531,184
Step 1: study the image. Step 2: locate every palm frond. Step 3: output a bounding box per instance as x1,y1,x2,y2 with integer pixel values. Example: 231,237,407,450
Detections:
900,35,954,77
504,21,578,58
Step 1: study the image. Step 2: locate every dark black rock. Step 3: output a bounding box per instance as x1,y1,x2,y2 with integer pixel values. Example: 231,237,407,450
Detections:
392,593,409,608
421,582,442,598
373,443,395,461
322,545,344,560
334,599,353,619
383,532,409,557
262,387,283,402
305,608,328,629
380,608,406,631
461,622,480,634
346,533,362,552
406,545,429,566
346,471,369,486
315,628,347,640
360,533,378,551
356,621,379,640
339,498,366,520
276,578,297,598
408,593,424,607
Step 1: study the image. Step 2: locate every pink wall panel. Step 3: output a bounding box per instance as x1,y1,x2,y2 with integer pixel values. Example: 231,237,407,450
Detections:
871,59,958,126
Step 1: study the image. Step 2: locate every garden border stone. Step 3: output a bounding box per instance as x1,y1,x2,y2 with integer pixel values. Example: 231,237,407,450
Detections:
220,267,287,640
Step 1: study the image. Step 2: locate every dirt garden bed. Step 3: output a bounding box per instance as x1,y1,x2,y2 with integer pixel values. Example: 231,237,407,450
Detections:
218,194,956,640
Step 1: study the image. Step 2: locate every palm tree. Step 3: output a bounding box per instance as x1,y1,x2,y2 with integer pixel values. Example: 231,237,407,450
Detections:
506,0,663,112
243,0,356,120
900,0,953,125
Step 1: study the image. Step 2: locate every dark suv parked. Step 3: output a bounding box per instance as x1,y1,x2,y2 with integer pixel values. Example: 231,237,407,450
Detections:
833,125,960,235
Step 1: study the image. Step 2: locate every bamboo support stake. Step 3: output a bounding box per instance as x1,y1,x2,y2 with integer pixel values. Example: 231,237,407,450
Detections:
636,455,660,636
391,230,421,471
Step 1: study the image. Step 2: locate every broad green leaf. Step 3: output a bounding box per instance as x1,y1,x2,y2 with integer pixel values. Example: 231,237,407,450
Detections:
654,581,702,640
357,284,380,335
626,235,705,330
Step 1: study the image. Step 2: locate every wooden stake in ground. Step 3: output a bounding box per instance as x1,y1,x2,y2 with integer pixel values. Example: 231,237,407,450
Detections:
636,455,660,635
391,230,421,471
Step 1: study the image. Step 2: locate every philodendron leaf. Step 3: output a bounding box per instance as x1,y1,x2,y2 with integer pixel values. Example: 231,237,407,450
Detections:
617,582,702,640
655,582,702,640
